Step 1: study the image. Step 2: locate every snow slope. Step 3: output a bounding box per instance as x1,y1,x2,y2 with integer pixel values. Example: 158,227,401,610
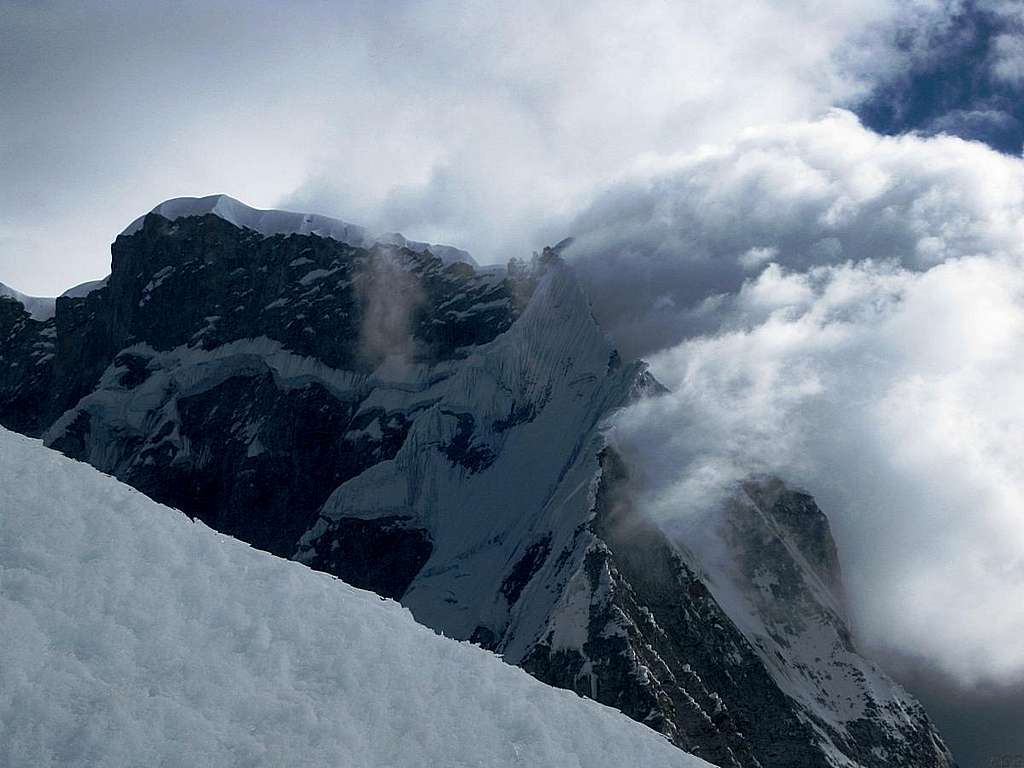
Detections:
0,427,711,768
121,194,476,266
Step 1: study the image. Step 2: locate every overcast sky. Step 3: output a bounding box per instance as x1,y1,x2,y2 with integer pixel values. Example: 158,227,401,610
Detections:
3,1,1024,764
0,0,940,295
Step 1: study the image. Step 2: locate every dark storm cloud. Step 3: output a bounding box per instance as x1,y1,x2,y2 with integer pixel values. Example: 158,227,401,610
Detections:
565,109,1018,359
854,0,1024,154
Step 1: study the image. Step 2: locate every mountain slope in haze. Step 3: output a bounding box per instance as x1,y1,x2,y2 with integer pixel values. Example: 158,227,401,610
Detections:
0,195,955,767
0,426,712,768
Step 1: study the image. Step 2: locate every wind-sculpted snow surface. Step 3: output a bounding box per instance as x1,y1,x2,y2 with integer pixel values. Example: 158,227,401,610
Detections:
0,427,712,768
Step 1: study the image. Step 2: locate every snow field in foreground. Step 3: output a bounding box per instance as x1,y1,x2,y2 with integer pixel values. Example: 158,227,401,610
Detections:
0,428,711,768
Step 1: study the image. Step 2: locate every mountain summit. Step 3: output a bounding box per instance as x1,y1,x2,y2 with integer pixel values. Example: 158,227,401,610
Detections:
122,194,476,266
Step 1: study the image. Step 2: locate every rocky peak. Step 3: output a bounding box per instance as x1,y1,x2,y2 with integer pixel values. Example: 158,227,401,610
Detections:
0,197,956,767
0,282,56,322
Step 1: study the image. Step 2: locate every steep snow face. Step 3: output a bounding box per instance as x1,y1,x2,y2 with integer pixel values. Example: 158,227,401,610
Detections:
0,427,711,768
0,282,55,322
296,254,650,661
121,194,476,266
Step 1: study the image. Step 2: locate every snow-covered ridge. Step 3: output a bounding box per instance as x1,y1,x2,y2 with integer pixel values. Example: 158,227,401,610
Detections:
0,278,110,321
0,427,710,768
0,282,55,322
121,194,476,266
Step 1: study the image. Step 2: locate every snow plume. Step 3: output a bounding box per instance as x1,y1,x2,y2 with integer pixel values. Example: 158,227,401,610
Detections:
356,250,424,366
571,112,1024,685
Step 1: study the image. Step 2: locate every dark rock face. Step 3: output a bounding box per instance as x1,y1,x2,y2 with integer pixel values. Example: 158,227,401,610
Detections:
303,516,432,600
11,212,524,560
501,536,552,606
105,212,522,371
0,298,54,435
0,207,956,767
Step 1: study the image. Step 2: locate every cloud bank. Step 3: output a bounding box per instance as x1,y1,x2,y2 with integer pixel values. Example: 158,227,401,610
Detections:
569,108,1024,357
568,112,1024,685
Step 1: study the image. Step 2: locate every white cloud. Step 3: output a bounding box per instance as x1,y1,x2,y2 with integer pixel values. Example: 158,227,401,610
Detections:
993,32,1024,84
738,246,779,270
577,114,1024,683
568,109,1024,357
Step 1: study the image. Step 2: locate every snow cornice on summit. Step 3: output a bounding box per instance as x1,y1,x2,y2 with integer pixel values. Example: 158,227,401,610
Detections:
0,196,474,319
121,194,477,267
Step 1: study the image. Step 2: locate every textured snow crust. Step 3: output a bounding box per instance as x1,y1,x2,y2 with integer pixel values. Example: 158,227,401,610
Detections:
121,194,476,266
0,427,711,768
